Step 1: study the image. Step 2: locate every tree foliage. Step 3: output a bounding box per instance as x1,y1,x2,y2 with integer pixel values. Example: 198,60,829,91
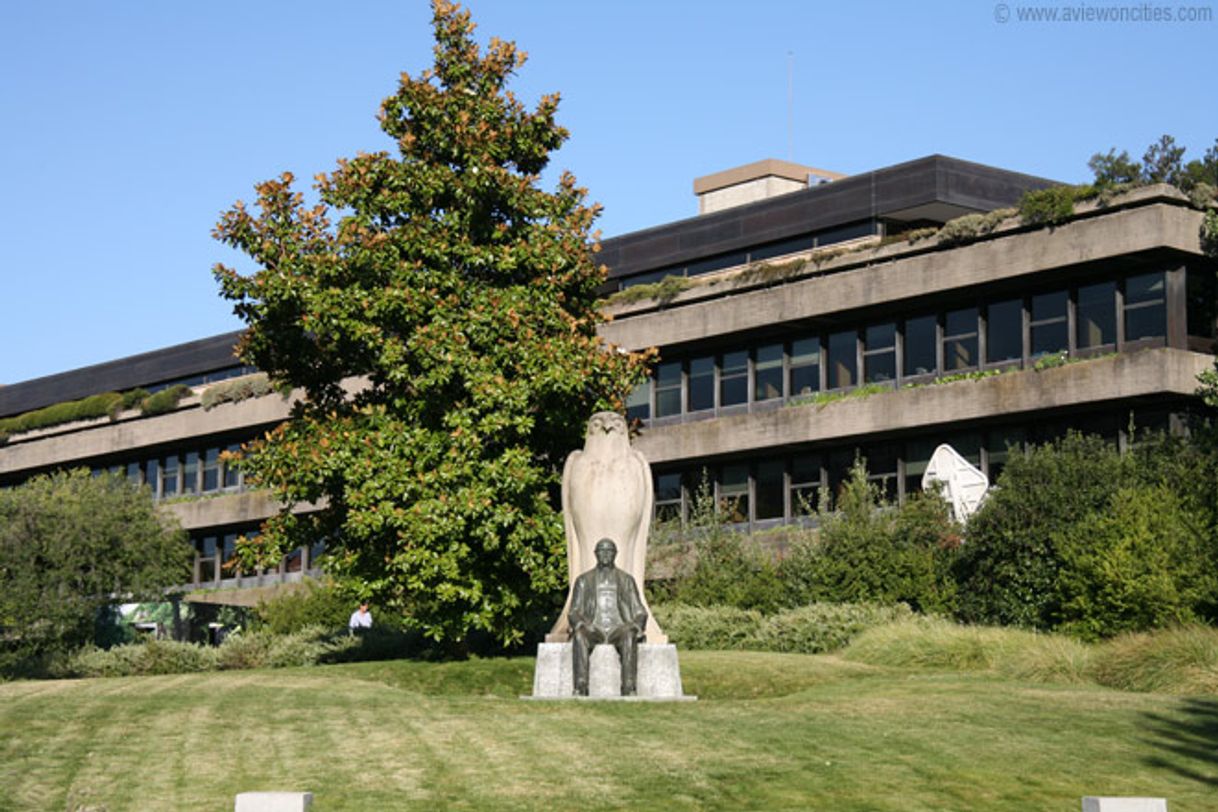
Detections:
212,2,648,645
0,470,190,675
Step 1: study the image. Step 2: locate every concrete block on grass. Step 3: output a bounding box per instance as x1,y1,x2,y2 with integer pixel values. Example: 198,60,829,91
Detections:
235,791,313,812
1082,798,1167,812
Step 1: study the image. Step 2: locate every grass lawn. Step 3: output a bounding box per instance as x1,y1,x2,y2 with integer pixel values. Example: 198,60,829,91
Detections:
1,651,1216,811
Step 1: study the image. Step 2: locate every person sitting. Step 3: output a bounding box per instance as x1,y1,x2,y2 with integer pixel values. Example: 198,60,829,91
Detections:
568,538,647,696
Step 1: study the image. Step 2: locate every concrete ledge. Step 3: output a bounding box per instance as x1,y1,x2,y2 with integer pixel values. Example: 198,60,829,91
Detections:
1082,798,1167,812
234,791,313,812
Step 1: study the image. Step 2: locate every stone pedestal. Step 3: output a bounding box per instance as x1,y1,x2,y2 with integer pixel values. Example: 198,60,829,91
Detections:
234,792,313,812
1081,799,1167,812
529,642,694,700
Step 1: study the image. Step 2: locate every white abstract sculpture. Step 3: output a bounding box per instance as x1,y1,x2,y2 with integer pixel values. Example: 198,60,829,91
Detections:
922,443,989,522
546,411,666,644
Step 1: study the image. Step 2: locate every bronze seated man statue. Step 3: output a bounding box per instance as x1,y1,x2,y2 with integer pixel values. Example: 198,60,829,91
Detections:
568,538,648,696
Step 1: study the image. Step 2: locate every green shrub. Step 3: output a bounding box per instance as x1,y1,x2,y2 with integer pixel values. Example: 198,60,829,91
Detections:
139,384,193,416
955,432,1125,629
935,208,1014,246
997,633,1094,685
782,463,959,613
201,373,275,410
0,391,125,437
1202,208,1218,257
1089,625,1218,694
253,580,353,635
1054,486,1215,640
749,602,914,654
120,388,150,410
670,529,785,613
216,626,358,670
652,604,762,650
1018,185,1092,226
66,639,219,678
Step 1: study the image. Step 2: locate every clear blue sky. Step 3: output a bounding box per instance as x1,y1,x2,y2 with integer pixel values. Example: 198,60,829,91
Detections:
1,0,1214,384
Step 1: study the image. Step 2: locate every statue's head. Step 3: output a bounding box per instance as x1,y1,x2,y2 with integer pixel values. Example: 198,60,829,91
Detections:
594,538,617,568
586,411,627,440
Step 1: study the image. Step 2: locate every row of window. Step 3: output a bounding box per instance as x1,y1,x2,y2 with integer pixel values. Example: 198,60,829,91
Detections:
652,409,1169,527
189,527,324,587
92,442,248,500
628,270,1172,422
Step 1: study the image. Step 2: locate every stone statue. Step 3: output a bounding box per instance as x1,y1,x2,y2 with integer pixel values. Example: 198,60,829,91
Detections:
569,538,647,696
547,411,666,643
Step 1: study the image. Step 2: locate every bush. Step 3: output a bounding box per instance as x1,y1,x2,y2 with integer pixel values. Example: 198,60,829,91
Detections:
652,604,762,651
253,580,354,635
139,384,193,416
216,626,358,670
935,208,1014,246
0,391,125,438
843,616,1039,671
954,432,1124,629
782,462,959,613
1054,486,1215,640
201,373,276,410
669,530,785,613
66,639,219,678
749,602,914,654
1089,625,1218,694
1018,185,1092,226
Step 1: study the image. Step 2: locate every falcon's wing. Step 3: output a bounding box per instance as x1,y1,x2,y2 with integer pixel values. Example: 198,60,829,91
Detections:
561,449,583,586
629,448,653,587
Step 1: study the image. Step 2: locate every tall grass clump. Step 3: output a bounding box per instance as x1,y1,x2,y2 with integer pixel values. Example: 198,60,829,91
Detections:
1090,625,1218,694
843,616,1039,671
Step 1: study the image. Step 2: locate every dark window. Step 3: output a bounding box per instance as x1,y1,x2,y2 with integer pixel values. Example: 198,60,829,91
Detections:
863,323,896,383
160,455,179,498
720,351,748,406
903,315,937,376
182,451,199,495
903,438,937,497
1030,291,1068,357
827,330,857,389
126,462,142,487
145,459,160,496
985,427,1025,484
202,448,221,492
196,536,217,583
688,356,715,412
655,361,682,418
626,381,650,422
790,454,823,515
655,473,683,523
754,344,784,401
1077,281,1116,349
943,308,978,371
1124,271,1166,342
789,338,820,396
221,534,239,578
986,299,1023,364
827,449,856,505
223,445,242,489
1187,266,1217,339
750,234,816,263
754,461,785,520
863,444,899,503
719,464,750,523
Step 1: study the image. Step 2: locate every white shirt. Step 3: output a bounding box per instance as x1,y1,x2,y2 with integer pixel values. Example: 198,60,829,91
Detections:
348,608,372,629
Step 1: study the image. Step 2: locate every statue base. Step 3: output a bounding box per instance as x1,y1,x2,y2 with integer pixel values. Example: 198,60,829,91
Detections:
526,642,694,701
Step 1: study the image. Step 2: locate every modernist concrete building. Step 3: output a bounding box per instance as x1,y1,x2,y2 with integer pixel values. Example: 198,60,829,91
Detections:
1,154,1214,601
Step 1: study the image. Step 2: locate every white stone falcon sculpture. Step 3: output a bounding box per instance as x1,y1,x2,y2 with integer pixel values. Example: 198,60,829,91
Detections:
546,411,667,643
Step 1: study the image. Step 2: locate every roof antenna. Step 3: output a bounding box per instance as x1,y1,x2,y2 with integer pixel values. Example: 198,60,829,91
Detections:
786,51,794,162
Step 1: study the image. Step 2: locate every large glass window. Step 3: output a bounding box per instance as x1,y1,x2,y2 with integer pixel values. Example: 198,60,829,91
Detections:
1124,271,1166,342
1030,291,1068,357
943,308,978,371
625,381,650,422
720,351,749,407
182,451,199,495
196,536,217,583
202,448,221,492
984,428,1024,484
754,344,784,401
160,455,179,498
863,323,896,383
903,315,937,377
655,361,682,418
1187,266,1217,339
863,444,899,503
986,299,1023,364
827,330,857,389
1077,281,1116,349
754,461,785,520
223,445,242,489
903,439,937,497
789,338,820,397
790,454,823,515
688,356,715,412
718,464,750,523
654,473,683,523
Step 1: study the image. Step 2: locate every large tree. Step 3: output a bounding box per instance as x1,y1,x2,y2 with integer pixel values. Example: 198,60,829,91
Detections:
0,470,190,674
213,1,648,645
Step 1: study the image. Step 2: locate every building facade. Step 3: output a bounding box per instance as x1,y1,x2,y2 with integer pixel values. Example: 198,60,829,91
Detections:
1,154,1214,602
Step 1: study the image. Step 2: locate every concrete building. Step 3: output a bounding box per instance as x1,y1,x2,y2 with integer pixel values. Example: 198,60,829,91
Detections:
1,154,1214,600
